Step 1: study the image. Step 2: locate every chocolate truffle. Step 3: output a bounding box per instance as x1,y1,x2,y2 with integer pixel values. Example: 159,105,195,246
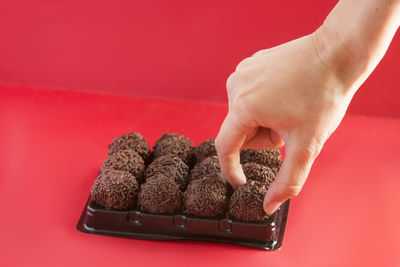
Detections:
145,154,189,191
91,169,139,210
183,177,228,218
152,133,193,165
242,162,276,187
192,138,217,163
108,132,151,162
229,181,268,222
240,148,282,173
189,155,222,182
101,149,146,183
138,174,182,215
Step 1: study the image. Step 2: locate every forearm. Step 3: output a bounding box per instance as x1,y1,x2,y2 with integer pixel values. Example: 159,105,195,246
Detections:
313,0,400,91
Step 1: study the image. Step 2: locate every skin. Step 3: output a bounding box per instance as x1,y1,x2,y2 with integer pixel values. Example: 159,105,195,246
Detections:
216,0,400,215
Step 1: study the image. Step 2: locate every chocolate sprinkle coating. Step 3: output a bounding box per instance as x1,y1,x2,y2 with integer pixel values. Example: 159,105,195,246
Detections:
183,177,228,218
242,162,276,188
145,154,189,191
108,133,151,162
91,169,139,210
138,174,182,215
240,148,282,172
101,149,146,183
192,138,217,164
229,181,268,222
152,133,193,165
190,155,222,182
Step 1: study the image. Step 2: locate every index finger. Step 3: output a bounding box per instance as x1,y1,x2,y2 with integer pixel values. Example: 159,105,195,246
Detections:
215,112,248,189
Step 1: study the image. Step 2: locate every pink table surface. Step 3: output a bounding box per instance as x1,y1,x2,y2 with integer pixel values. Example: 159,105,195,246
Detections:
1,86,400,267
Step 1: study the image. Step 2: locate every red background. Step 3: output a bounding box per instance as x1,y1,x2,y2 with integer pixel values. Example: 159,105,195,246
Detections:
1,1,400,266
0,0,399,117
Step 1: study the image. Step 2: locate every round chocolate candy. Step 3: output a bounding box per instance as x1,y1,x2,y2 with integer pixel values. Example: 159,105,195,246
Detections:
101,149,145,183
91,169,139,210
192,138,217,164
240,148,282,174
229,180,268,222
152,133,193,165
189,155,222,182
145,154,189,191
108,132,151,162
138,174,182,215
183,177,228,218
242,162,276,187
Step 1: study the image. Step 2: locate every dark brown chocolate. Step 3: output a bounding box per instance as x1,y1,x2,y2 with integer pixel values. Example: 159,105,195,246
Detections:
145,154,189,191
183,177,228,218
240,148,282,173
229,181,268,222
242,162,276,187
189,155,222,182
152,133,193,165
108,133,151,162
138,174,182,215
192,138,217,164
101,149,146,183
91,169,139,210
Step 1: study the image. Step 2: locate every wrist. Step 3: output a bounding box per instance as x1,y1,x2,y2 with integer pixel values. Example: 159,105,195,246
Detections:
311,24,368,95
312,0,400,95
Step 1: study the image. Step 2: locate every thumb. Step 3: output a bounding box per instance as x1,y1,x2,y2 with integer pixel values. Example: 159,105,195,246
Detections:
263,136,322,215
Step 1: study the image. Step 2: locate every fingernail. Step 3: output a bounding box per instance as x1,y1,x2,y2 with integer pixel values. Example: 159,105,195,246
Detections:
234,166,247,186
264,201,282,216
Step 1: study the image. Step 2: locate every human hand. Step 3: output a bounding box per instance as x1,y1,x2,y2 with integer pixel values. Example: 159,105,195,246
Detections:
215,28,361,215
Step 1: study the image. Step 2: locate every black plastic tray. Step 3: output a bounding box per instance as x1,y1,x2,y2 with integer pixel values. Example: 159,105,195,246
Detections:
76,197,290,250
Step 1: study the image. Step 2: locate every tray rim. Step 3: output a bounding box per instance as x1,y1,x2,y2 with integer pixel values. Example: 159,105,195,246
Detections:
76,196,290,250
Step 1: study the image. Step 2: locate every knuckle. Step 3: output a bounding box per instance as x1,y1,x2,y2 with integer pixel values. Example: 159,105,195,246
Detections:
299,137,324,161
285,185,302,198
303,145,320,160
272,181,303,201
215,136,232,158
236,57,252,70
252,49,266,57
226,73,237,93
230,95,249,115
214,137,224,153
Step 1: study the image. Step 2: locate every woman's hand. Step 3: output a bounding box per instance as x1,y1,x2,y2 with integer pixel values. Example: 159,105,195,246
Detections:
215,28,359,215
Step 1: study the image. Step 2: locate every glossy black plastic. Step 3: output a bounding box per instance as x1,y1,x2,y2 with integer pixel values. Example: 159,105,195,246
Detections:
76,197,290,250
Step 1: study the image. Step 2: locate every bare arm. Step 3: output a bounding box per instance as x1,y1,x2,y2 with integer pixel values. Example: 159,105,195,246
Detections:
316,0,400,90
